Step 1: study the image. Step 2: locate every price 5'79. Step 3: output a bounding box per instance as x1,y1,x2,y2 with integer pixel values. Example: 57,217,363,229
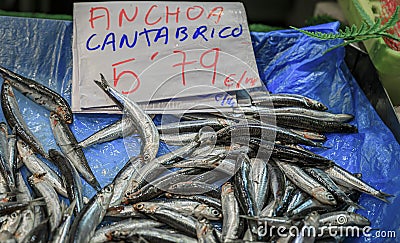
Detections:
111,48,259,95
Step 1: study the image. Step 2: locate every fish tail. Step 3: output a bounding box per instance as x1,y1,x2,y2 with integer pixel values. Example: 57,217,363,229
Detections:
94,73,110,91
375,194,391,203
29,197,47,206
90,178,102,192
239,215,258,220
375,191,394,203
345,199,365,210
0,65,16,80
379,191,394,198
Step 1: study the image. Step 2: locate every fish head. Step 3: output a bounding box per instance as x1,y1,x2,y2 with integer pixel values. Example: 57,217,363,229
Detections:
312,188,337,205
106,230,129,241
142,152,152,163
106,205,124,216
2,80,14,96
99,184,114,205
0,122,7,133
16,140,33,157
48,149,62,161
304,211,320,226
56,106,73,124
352,213,371,226
314,103,328,111
28,173,46,185
198,205,222,220
49,111,61,127
133,202,158,214
198,127,217,145
221,182,234,195
305,98,328,111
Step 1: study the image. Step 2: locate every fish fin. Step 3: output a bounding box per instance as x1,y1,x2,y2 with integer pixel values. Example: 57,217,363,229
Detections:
376,196,390,203
346,200,365,210
29,197,47,207
375,192,393,203
379,191,394,198
94,74,110,91
90,179,102,192
65,199,77,216
239,215,258,220
72,144,83,150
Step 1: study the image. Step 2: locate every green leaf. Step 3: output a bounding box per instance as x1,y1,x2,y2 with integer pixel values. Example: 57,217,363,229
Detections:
289,3,399,51
353,0,374,26
377,6,400,32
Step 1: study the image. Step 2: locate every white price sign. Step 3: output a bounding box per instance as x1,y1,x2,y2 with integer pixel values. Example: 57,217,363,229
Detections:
72,1,261,112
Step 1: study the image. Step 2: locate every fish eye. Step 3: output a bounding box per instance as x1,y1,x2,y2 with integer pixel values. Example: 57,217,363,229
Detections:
11,212,17,218
143,153,151,161
135,203,145,210
105,186,112,193
65,114,72,122
327,194,335,200
212,209,220,216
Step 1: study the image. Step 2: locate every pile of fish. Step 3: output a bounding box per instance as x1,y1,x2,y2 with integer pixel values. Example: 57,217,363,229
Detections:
0,66,393,243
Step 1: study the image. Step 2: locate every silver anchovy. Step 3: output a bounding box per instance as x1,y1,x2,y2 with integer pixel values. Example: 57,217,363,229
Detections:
109,157,143,207
160,132,199,146
108,228,197,243
28,173,62,231
319,211,370,227
196,218,220,243
271,107,354,122
275,160,337,205
51,199,76,243
105,204,146,219
133,202,198,238
14,208,35,242
305,167,361,208
125,130,211,194
17,141,68,198
146,199,222,220
325,165,393,203
293,211,320,243
94,74,159,163
221,182,241,242
252,93,328,111
286,190,309,213
78,117,136,148
250,158,269,211
0,123,14,193
1,81,48,159
7,127,17,188
288,197,332,217
49,112,101,191
0,210,21,234
91,218,164,243
15,173,37,238
48,149,84,214
68,184,114,243
0,65,73,123
260,160,286,217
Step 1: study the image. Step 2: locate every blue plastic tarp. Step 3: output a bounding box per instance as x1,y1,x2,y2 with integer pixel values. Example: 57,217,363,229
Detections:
0,16,399,242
